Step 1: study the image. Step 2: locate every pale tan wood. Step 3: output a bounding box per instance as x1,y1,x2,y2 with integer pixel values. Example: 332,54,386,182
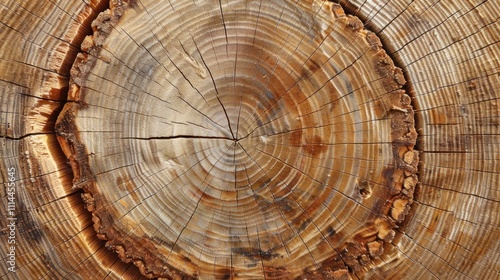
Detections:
340,0,500,279
0,0,498,279
56,0,417,278
0,0,144,279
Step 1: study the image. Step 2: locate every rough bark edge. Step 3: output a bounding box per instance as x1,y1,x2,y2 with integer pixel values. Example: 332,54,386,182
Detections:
299,4,419,279
56,1,190,279
55,1,419,279
56,1,198,279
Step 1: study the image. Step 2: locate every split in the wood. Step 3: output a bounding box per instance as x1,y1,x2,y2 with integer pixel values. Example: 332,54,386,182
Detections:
54,0,419,279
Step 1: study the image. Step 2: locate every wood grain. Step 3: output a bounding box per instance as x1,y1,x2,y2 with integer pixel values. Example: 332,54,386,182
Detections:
0,0,498,279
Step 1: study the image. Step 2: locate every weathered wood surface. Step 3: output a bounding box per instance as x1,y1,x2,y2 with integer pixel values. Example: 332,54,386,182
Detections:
0,0,498,279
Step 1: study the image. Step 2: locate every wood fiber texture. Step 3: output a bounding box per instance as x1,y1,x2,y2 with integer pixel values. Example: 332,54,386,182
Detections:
0,0,498,279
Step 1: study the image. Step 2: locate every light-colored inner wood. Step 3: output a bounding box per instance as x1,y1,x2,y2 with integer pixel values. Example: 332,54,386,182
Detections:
66,0,414,278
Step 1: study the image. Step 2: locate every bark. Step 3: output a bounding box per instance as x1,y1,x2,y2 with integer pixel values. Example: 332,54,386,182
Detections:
0,0,498,279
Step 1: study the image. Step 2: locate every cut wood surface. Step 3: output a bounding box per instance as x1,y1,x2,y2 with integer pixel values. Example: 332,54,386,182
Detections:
0,0,498,279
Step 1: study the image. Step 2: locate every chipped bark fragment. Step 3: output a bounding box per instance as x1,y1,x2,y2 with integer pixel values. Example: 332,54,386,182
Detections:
331,3,346,18
404,150,418,165
366,31,383,50
81,192,95,211
391,198,410,222
404,175,418,190
367,241,384,258
375,217,397,242
347,16,363,31
329,269,350,280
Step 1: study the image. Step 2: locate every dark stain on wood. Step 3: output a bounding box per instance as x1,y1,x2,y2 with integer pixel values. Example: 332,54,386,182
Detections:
181,255,193,264
329,98,340,113
17,201,43,242
357,180,372,198
232,247,279,261
302,135,327,156
276,198,294,213
382,166,394,186
246,262,258,268
126,0,137,9
263,266,289,279
221,271,231,280
327,225,336,237
253,177,271,193
253,194,273,209
306,58,321,74
290,130,303,146
297,218,312,233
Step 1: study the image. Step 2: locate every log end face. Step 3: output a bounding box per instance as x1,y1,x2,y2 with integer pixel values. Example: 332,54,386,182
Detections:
57,0,419,279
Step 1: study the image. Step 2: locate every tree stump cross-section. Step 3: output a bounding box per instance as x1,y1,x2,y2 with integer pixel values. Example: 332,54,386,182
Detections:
3,0,499,279
4,1,419,279
54,0,418,279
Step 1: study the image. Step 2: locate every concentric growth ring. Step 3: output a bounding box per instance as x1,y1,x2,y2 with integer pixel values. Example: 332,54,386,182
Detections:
56,0,418,279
